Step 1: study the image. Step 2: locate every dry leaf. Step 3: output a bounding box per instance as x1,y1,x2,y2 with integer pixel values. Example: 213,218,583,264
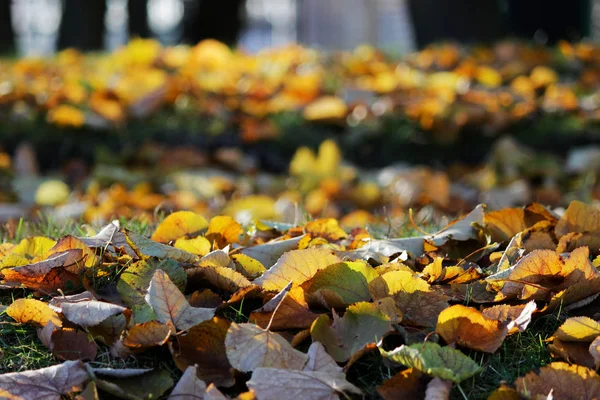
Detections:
168,365,207,400
145,269,215,331
246,367,361,400
376,368,425,400
310,302,392,362
6,298,62,327
0,360,90,400
123,320,173,349
254,248,341,291
516,362,600,400
225,322,309,372
172,317,235,387
151,211,208,243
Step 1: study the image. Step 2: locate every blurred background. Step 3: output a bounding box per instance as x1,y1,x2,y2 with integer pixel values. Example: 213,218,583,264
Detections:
2,0,600,56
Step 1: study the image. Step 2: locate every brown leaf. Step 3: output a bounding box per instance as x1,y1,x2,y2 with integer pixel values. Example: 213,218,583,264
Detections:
250,285,319,330
555,201,600,237
0,360,90,399
376,368,425,400
168,365,207,399
172,317,235,387
123,320,173,349
225,322,309,372
246,367,361,400
52,327,98,361
548,338,596,369
145,269,215,331
516,362,600,400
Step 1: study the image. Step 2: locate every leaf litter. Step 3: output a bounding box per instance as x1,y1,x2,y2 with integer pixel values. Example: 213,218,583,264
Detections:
4,200,600,399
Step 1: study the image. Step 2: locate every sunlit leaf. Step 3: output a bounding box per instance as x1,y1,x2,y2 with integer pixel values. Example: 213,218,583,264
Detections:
151,211,208,243
380,342,482,383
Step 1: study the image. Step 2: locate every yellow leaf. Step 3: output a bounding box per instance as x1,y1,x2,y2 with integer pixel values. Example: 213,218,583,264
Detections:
35,180,70,206
303,96,347,121
151,211,208,243
304,218,347,241
6,298,62,328
436,305,508,353
0,236,57,268
174,236,212,257
554,317,600,342
254,248,341,291
206,215,243,248
369,270,430,300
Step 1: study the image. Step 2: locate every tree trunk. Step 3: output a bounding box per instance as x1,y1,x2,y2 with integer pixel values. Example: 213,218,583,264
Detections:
58,0,107,51
408,0,505,48
182,0,245,46
128,0,150,38
0,0,15,55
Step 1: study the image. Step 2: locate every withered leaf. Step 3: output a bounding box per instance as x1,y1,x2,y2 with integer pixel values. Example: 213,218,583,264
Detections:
516,362,600,400
0,360,90,400
172,317,235,387
168,365,207,400
145,269,215,331
254,248,340,291
225,322,309,372
247,367,361,400
310,302,392,362
123,320,173,349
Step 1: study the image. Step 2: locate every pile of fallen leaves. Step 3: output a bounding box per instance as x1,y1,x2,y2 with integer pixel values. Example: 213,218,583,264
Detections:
4,199,600,399
3,39,600,145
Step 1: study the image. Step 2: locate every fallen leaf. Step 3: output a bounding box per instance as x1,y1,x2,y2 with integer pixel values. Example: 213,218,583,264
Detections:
554,317,600,342
250,285,319,330
0,360,90,400
424,377,452,400
225,322,309,372
240,235,304,269
246,367,361,400
304,218,347,241
303,342,342,373
231,253,266,279
145,269,215,331
123,320,173,349
380,341,482,383
6,298,62,327
51,327,97,361
206,215,243,248
303,260,378,308
168,365,207,400
94,368,174,400
151,211,208,243
175,236,212,257
126,230,199,264
172,317,235,387
59,298,126,327
254,248,341,291
117,258,187,307
515,362,600,400
589,336,600,369
376,368,425,400
310,302,392,362
555,201,600,237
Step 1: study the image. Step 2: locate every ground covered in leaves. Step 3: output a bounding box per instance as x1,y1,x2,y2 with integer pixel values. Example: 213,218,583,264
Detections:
4,198,600,399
